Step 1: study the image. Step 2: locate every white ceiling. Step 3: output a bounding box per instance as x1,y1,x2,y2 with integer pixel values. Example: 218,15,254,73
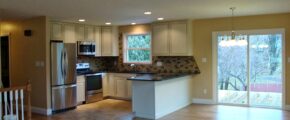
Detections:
0,0,290,25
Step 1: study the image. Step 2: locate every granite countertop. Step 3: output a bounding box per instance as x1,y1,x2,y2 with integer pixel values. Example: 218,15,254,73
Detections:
77,70,155,76
127,73,194,81
77,70,197,81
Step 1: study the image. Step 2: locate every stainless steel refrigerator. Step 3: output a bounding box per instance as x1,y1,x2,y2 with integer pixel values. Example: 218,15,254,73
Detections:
50,41,77,112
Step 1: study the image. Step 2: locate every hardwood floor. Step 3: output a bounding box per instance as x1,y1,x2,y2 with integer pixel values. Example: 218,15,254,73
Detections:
32,99,290,120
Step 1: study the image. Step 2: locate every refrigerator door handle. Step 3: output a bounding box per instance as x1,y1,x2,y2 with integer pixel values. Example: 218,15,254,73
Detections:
60,49,64,81
64,48,68,81
52,84,77,90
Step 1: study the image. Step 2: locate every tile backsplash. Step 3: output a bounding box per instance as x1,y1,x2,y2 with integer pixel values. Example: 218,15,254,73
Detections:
77,56,200,74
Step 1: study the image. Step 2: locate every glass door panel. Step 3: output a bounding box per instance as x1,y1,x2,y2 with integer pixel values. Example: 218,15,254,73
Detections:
249,34,282,108
217,35,248,105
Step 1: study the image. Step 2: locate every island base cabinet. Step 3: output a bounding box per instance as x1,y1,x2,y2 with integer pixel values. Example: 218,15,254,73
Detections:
132,76,192,119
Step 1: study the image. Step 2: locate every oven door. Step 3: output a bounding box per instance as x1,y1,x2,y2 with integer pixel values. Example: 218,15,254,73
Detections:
85,74,102,95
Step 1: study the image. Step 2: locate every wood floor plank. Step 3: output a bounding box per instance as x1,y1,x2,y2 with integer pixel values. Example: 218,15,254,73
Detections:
32,99,290,120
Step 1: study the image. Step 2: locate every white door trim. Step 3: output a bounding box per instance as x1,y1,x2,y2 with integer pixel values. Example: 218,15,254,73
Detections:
212,28,286,109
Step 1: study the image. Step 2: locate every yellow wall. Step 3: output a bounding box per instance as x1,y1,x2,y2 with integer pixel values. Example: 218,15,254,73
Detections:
192,13,290,104
119,24,151,34
0,16,50,109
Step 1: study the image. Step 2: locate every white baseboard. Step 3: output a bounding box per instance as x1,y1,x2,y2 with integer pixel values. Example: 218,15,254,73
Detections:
31,106,52,115
192,98,215,104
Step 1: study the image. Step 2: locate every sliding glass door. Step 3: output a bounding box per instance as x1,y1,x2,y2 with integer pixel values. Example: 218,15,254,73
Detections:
249,34,282,108
216,29,283,108
217,35,248,105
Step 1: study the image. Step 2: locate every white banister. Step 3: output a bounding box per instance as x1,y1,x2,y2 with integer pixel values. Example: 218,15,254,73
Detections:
10,91,14,117
4,91,8,116
15,90,19,120
0,92,2,120
0,82,31,120
20,89,24,120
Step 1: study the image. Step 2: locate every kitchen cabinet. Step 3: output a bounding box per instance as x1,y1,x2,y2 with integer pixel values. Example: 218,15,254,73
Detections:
107,74,116,96
85,25,95,41
115,77,127,98
170,22,188,55
76,25,85,41
94,27,102,56
152,23,170,56
50,22,119,56
100,27,119,56
77,75,86,104
152,20,192,56
63,23,76,43
103,73,134,99
50,22,63,40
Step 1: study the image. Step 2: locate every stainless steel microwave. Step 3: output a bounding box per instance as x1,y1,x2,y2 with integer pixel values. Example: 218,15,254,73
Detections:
77,41,96,56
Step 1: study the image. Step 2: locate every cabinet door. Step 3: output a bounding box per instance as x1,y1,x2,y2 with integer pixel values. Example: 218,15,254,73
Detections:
115,77,127,98
94,27,102,56
101,27,113,56
127,80,132,98
64,24,76,43
76,25,85,41
170,22,188,55
85,25,95,41
102,74,109,97
50,22,63,40
152,23,170,56
108,75,116,96
77,75,85,103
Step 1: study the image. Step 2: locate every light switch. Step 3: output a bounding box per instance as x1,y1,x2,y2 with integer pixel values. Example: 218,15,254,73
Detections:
40,61,45,67
201,58,207,63
156,61,163,67
35,61,40,67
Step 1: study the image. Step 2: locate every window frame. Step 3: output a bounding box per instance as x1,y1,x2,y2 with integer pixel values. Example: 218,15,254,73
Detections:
123,33,152,64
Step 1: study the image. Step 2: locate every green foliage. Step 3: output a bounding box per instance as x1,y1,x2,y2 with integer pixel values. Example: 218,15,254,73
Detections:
127,34,151,48
126,34,151,62
127,50,151,62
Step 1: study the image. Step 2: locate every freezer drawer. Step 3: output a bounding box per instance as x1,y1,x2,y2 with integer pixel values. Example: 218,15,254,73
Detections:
52,84,77,111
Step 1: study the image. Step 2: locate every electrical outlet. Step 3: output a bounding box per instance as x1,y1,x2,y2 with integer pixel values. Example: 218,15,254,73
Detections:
156,61,163,66
203,89,207,94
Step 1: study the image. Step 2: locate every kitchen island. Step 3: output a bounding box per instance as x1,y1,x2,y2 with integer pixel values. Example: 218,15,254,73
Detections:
128,73,193,119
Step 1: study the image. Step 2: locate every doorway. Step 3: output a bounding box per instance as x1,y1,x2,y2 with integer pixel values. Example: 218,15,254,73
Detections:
0,35,10,88
213,29,284,108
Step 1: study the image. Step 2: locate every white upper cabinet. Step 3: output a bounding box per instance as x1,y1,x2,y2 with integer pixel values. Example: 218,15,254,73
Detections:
152,23,170,56
49,21,119,56
63,23,76,43
100,27,118,56
76,25,85,41
94,26,102,56
169,22,188,55
101,27,113,56
50,22,63,40
152,20,192,56
85,25,95,41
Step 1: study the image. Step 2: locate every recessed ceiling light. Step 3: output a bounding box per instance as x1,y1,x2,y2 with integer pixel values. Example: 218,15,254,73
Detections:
131,23,136,25
144,11,152,15
78,19,85,22
157,18,164,21
105,22,111,25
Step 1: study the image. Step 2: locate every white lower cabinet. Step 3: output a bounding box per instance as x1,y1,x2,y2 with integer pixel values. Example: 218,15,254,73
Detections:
77,75,86,104
103,73,134,99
